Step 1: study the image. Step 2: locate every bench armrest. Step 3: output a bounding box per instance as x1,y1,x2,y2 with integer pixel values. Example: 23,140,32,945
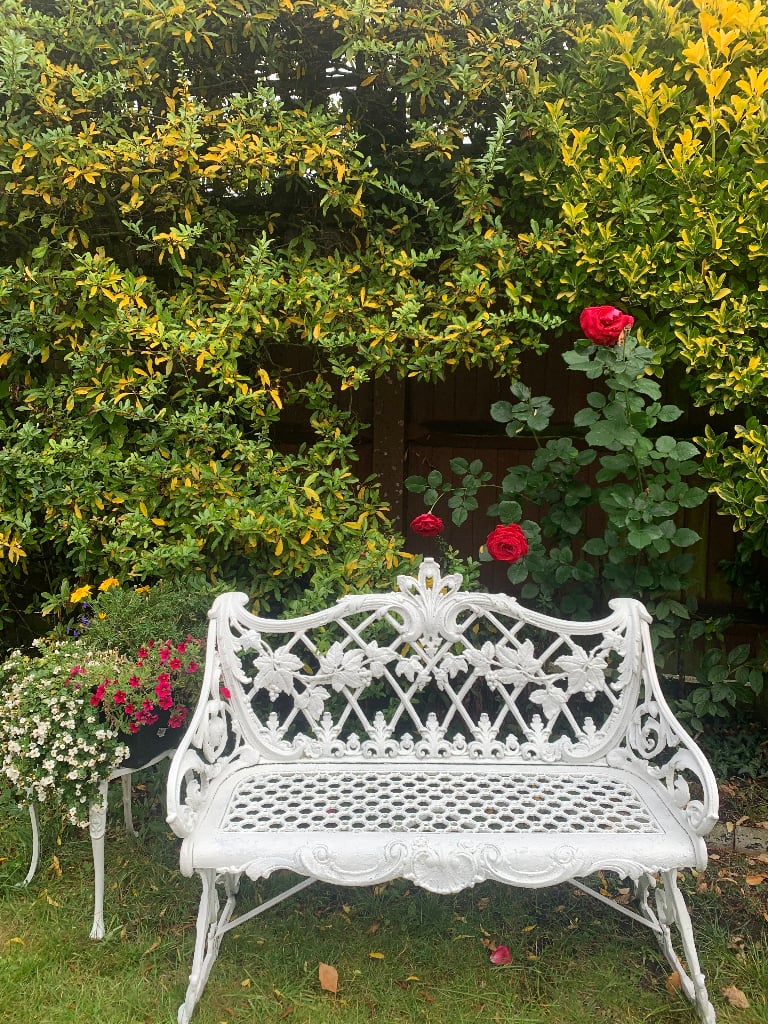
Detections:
607,616,719,836
166,629,233,839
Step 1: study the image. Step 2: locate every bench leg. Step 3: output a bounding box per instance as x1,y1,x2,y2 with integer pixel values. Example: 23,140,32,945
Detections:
88,780,109,940
178,869,241,1024
635,871,716,1024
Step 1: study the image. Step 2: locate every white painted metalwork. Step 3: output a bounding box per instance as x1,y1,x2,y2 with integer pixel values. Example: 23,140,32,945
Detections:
22,749,173,939
167,558,719,1023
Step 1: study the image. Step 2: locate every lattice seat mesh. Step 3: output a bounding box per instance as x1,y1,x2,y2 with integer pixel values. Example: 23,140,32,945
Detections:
221,769,661,835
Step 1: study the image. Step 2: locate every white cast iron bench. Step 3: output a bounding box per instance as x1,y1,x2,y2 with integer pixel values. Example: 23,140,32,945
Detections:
166,558,719,1023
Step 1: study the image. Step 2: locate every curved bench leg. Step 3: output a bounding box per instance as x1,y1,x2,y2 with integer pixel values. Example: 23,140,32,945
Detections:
634,870,716,1023
18,804,41,888
88,780,109,940
178,869,223,1024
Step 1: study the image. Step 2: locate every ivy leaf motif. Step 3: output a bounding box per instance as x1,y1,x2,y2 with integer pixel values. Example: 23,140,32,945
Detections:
488,640,542,689
253,646,304,700
293,684,330,720
365,640,394,678
528,682,567,721
316,642,372,693
554,645,608,701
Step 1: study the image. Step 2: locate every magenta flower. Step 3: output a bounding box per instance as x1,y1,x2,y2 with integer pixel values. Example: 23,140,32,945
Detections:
489,945,512,965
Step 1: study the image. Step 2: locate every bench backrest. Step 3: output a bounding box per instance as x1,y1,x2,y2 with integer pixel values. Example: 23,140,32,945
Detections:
206,559,649,767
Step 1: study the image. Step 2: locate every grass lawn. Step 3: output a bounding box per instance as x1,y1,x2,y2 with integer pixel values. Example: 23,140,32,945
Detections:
1,771,766,1024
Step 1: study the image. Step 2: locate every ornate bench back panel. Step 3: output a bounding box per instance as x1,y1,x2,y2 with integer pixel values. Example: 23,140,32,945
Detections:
211,560,645,767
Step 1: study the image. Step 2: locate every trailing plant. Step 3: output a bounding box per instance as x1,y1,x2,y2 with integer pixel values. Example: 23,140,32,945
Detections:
0,639,131,827
0,577,211,825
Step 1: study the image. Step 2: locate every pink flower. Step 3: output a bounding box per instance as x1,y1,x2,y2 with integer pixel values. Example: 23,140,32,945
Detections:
220,685,231,699
176,642,187,654
159,647,170,663
489,945,512,965
186,661,199,673
124,703,135,715
129,723,140,733
90,683,106,707
137,647,148,661
486,524,528,563
169,706,188,728
113,691,126,705
579,305,634,346
410,512,444,537
157,672,171,686
169,657,182,670
128,675,140,688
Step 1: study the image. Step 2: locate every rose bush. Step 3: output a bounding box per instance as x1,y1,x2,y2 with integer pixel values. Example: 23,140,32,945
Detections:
486,524,529,563
579,306,634,346
410,513,445,537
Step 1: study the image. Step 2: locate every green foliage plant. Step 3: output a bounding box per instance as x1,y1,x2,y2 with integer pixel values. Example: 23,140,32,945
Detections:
0,0,574,635
408,325,710,658
515,0,768,558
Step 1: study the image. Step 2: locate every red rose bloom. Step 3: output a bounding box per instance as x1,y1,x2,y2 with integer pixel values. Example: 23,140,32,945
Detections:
486,524,528,563
410,512,444,537
579,306,634,346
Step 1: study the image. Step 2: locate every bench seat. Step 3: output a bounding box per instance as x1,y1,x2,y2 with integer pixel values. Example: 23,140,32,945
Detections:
181,760,705,887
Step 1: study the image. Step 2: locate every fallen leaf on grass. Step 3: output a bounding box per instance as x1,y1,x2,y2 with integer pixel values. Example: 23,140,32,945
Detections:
369,951,385,959
142,937,161,956
319,962,338,994
745,874,767,886
722,985,749,1009
665,971,682,995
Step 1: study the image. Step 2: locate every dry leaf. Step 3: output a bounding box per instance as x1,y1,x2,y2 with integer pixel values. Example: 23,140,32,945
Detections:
666,971,682,995
369,951,385,959
745,874,767,886
754,821,768,830
366,920,381,935
142,937,161,956
318,963,338,994
722,985,749,1009
756,853,768,864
